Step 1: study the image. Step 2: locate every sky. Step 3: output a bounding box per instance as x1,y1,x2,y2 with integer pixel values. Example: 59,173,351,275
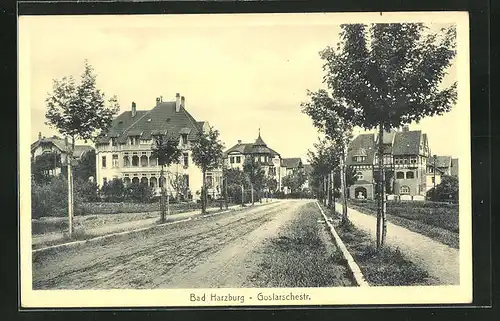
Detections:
20,13,468,162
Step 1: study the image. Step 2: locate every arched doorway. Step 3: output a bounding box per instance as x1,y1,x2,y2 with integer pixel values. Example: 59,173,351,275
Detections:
132,177,139,184
354,187,367,199
140,177,148,185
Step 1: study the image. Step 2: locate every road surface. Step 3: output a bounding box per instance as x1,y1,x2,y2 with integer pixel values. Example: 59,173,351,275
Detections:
33,200,351,289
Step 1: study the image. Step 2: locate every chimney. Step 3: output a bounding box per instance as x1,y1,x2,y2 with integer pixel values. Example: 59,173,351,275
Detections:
156,97,161,106
181,96,185,109
131,102,137,117
175,93,181,112
238,140,242,144
402,125,409,132
38,132,42,140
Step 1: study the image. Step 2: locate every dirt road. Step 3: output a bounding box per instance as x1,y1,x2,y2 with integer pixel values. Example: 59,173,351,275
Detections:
33,200,349,289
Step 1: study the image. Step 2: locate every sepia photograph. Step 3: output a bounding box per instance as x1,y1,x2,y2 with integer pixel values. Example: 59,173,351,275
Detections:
18,11,471,307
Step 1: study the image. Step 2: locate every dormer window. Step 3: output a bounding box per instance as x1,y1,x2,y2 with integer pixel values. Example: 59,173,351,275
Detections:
111,138,117,146
181,134,188,145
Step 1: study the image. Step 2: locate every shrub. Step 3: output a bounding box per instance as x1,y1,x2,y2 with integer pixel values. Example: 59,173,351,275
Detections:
101,178,125,202
31,175,84,218
124,182,153,203
74,177,99,202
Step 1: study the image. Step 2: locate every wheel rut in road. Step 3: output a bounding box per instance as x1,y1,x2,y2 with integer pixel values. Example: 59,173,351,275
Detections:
33,201,303,289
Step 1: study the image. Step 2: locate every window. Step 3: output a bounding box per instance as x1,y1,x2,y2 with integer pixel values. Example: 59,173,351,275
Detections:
103,177,107,185
140,155,148,167
354,156,367,162
140,139,150,145
236,156,241,163
230,157,235,164
184,174,189,188
429,167,434,173
123,156,130,167
112,154,118,167
111,138,117,146
410,157,417,164
357,172,363,180
102,156,107,168
150,156,158,167
181,134,188,145
260,156,265,163
400,185,410,194
431,177,435,183
403,158,408,164
396,171,405,179
132,155,139,167
406,171,414,179
183,153,189,167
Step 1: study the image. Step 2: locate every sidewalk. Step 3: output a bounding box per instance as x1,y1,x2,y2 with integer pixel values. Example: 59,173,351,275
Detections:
32,200,277,249
335,203,460,285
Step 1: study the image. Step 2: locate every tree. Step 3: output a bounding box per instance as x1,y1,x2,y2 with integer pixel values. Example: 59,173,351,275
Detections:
302,92,354,223
191,127,225,214
31,152,62,184
125,182,153,203
307,138,342,214
45,60,119,238
151,134,182,223
311,23,456,247
170,173,188,201
73,149,96,181
243,158,265,205
282,171,307,194
427,175,458,202
101,178,125,203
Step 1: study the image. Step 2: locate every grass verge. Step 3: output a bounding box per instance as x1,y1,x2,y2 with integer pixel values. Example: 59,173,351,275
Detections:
326,206,438,286
347,201,458,249
248,202,353,287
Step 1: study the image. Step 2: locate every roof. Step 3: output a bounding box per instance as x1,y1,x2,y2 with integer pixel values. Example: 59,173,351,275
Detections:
224,132,280,157
281,158,302,169
97,101,202,145
392,130,423,155
31,136,93,157
451,158,459,176
434,156,452,168
346,134,376,165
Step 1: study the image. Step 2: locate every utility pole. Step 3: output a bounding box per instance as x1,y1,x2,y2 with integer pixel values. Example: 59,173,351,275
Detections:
224,169,228,209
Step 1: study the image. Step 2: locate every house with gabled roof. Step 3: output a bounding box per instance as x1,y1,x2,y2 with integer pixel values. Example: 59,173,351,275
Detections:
347,125,431,200
95,93,211,201
426,155,459,192
31,133,94,176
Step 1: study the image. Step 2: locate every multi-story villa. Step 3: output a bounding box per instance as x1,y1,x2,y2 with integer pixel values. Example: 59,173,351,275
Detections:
31,133,94,176
95,93,211,201
222,132,305,193
347,126,431,200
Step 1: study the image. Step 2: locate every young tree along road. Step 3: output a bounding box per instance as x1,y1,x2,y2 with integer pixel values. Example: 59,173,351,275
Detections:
151,134,182,223
45,60,119,238
191,127,225,214
305,23,457,248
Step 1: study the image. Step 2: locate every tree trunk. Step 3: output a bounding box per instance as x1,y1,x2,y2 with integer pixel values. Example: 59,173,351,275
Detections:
377,123,387,248
224,173,228,209
327,173,332,209
332,170,336,215
202,170,207,214
166,170,170,216
341,149,348,223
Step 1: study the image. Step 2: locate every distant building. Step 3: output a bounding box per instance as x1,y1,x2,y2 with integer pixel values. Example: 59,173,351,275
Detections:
31,133,94,176
95,93,213,201
302,163,314,190
223,131,304,193
426,156,459,192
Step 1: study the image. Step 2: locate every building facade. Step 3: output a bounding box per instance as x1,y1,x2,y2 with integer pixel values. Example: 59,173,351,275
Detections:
95,93,210,201
347,126,431,200
426,155,459,192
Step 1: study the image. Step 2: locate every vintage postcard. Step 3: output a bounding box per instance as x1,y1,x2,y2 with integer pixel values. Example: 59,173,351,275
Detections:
19,11,471,307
